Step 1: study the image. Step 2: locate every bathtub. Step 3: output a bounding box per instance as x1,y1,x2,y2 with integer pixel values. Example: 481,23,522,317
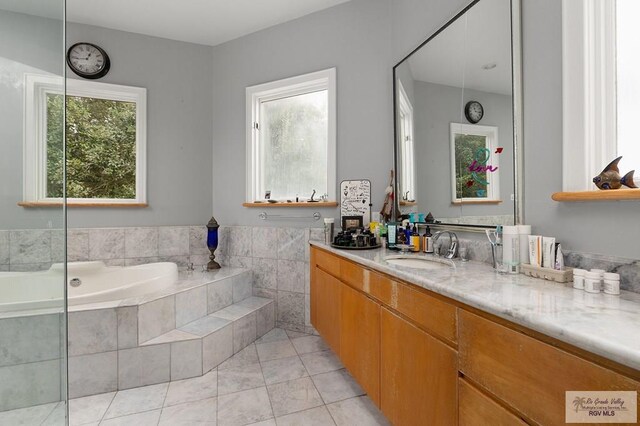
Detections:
0,261,178,313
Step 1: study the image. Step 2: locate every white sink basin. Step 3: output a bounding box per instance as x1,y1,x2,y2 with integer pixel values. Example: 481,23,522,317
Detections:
384,255,455,270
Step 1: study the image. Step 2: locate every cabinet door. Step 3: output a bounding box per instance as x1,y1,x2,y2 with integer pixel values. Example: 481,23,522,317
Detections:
459,310,640,426
341,284,381,406
380,307,457,426
459,378,527,426
311,267,341,355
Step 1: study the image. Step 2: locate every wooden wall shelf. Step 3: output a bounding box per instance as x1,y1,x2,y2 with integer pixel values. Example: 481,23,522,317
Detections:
552,189,640,202
243,201,338,208
18,202,148,208
399,201,417,206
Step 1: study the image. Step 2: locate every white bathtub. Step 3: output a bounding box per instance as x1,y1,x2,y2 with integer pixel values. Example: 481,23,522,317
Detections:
0,261,178,313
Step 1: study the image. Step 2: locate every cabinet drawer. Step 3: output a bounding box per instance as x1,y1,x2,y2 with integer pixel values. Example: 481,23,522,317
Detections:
312,247,340,277
459,378,527,426
459,310,640,426
373,277,456,344
340,258,368,292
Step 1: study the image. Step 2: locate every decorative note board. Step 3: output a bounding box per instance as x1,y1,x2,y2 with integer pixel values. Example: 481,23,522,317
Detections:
340,180,371,226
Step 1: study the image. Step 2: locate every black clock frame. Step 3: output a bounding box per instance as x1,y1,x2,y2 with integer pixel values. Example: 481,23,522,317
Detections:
66,42,111,80
464,100,484,124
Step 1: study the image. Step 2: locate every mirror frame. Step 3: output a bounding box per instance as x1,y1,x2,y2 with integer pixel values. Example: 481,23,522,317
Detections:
392,0,524,231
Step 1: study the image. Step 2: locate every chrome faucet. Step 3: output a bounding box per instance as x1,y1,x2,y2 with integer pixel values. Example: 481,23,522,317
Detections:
432,230,458,259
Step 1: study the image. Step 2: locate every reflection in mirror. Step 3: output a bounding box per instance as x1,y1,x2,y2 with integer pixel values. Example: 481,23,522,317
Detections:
394,0,520,227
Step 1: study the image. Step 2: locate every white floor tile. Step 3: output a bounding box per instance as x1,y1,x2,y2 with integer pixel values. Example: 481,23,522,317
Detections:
158,397,217,425
164,369,218,407
218,363,265,395
261,355,308,385
217,387,273,426
267,377,324,417
291,335,329,355
103,383,168,419
299,350,343,375
275,405,336,426
100,409,161,426
256,339,297,362
326,396,389,426
311,369,364,404
69,392,115,425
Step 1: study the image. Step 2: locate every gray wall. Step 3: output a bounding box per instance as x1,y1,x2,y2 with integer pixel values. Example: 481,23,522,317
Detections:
0,16,214,229
520,0,640,259
65,23,213,228
0,11,65,230
413,81,514,219
211,0,394,227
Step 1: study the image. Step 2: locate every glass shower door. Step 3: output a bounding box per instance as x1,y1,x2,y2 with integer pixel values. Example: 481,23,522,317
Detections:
0,1,67,424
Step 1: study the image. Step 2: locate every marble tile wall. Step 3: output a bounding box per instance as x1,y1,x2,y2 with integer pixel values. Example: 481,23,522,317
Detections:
215,226,324,334
0,226,210,272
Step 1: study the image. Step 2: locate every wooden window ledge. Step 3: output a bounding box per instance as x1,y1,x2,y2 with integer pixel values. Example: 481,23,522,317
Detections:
18,202,148,208
552,189,640,202
243,201,338,208
399,200,417,206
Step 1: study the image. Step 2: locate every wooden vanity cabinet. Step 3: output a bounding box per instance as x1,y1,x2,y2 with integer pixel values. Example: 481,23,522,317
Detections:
458,378,527,426
458,310,640,426
340,284,381,405
311,267,342,355
310,246,640,426
380,307,457,426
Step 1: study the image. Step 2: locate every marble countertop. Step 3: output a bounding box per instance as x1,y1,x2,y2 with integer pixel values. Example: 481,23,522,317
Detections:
311,241,640,372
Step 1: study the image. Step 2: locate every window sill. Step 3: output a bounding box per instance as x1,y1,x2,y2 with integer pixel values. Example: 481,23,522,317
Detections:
18,201,149,208
551,189,640,202
243,201,338,208
399,201,417,206
451,200,502,205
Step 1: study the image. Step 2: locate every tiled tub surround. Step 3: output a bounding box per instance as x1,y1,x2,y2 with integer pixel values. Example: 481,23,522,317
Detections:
0,225,211,272
0,267,275,410
311,241,640,372
215,226,326,335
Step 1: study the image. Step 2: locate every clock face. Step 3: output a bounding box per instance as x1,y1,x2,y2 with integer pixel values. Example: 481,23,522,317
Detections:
464,101,484,124
67,43,110,79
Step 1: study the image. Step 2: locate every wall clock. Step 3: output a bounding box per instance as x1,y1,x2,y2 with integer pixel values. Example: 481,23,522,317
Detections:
66,42,111,79
464,101,484,124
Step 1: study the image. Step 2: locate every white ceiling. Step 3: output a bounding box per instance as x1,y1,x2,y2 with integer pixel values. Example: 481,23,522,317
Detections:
0,0,352,46
406,0,512,95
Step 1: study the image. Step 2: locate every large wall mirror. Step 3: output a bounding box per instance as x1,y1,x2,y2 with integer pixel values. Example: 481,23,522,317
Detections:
393,0,523,228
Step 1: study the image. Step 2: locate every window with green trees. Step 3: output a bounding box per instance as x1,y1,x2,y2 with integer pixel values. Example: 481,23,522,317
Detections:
24,75,146,204
46,94,137,199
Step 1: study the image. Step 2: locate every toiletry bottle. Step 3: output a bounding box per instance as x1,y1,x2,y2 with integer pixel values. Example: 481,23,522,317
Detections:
517,225,531,265
410,225,420,252
397,226,407,245
502,226,520,274
387,223,397,248
424,226,434,254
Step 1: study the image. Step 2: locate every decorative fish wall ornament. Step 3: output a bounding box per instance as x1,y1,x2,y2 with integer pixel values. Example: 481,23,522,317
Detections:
592,156,638,190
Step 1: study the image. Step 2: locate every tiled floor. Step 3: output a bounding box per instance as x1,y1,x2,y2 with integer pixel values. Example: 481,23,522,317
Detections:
0,329,389,426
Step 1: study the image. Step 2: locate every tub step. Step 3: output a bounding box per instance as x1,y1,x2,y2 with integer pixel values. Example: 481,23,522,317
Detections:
137,268,254,344
133,297,275,385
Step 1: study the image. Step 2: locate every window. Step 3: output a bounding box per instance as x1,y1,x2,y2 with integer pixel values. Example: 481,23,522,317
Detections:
246,68,336,202
397,81,416,202
450,123,500,203
562,0,639,191
24,74,147,204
